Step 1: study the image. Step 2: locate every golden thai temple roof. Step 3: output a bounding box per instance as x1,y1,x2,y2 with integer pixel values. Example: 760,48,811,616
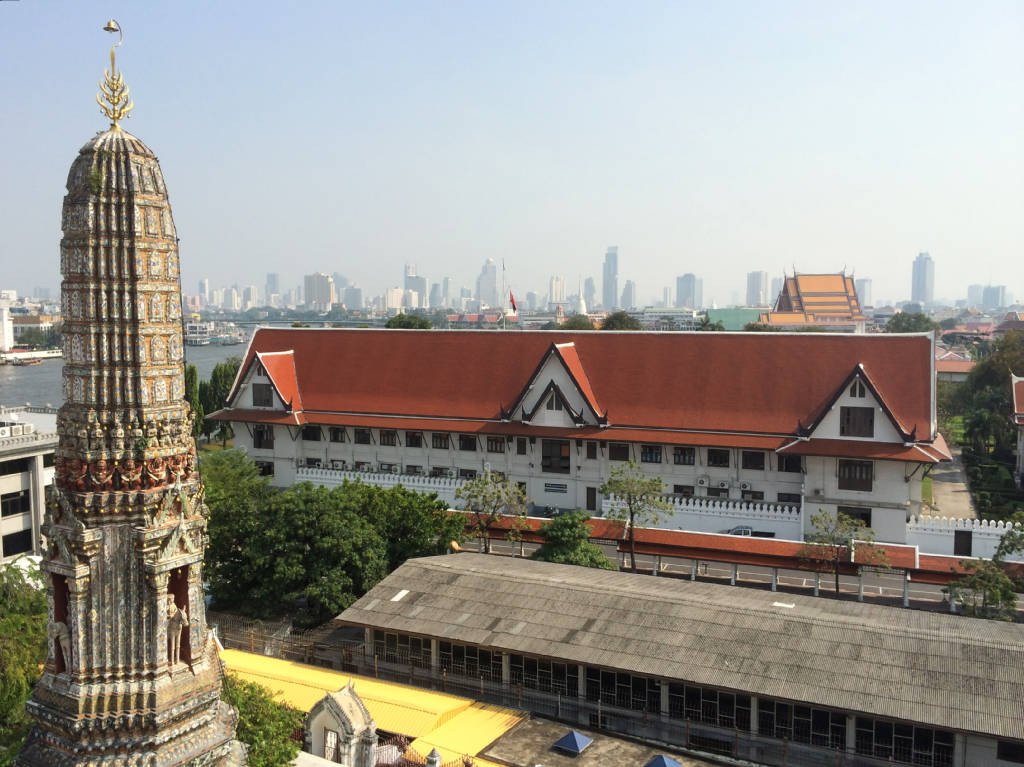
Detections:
758,272,867,328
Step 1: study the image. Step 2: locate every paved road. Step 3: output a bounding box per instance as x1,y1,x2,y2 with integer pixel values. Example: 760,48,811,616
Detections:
928,445,976,519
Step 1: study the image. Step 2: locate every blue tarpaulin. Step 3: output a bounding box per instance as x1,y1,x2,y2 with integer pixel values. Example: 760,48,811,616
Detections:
644,756,682,767
552,729,593,755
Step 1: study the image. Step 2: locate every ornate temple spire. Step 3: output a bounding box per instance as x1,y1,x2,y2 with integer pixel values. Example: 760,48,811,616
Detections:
16,22,245,767
96,19,133,129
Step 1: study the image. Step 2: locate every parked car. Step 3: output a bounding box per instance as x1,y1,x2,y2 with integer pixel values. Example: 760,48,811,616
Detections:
717,526,775,538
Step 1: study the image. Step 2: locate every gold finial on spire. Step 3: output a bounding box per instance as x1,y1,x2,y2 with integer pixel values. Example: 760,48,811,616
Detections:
97,19,133,129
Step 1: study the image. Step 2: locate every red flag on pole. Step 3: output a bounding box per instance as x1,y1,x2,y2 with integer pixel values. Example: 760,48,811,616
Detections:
509,291,518,312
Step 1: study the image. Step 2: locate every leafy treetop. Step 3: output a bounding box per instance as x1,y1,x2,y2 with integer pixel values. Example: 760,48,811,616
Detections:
386,313,432,329
531,510,614,569
798,509,887,596
599,461,668,572
600,311,642,331
455,472,529,553
560,314,594,330
885,312,939,334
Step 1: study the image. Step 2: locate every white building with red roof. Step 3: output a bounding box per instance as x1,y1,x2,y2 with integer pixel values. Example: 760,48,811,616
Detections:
212,329,950,544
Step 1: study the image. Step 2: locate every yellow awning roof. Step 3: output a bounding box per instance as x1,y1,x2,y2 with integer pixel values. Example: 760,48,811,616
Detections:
221,648,472,738
410,702,524,763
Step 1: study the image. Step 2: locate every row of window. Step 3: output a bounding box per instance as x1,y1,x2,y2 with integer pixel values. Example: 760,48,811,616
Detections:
260,425,816,475
369,630,961,767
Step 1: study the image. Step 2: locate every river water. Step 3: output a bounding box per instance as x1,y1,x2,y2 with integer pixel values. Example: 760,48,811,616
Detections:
0,343,245,409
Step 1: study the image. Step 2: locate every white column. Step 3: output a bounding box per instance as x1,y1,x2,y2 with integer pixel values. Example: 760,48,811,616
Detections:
654,555,661,576
430,639,439,670
813,571,820,597
770,568,777,592
954,733,966,767
577,665,585,699
31,454,46,555
501,652,510,684
903,574,910,607
690,561,697,581
845,714,856,754
660,681,669,717
730,563,738,586
749,696,758,735
857,569,865,602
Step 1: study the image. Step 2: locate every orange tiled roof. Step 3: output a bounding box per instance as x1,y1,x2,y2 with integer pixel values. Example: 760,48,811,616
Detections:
764,273,865,326
224,329,934,443
935,360,975,375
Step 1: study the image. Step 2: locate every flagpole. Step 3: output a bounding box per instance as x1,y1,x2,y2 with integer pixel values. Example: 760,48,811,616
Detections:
502,259,506,330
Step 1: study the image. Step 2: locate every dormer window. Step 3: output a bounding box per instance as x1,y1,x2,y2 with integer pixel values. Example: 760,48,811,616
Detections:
849,380,866,398
545,394,564,411
256,361,266,377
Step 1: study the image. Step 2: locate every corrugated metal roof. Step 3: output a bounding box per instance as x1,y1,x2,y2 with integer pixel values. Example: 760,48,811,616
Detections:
339,555,1024,741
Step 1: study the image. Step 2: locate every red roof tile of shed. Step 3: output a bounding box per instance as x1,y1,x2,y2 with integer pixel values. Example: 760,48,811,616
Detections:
777,438,949,463
227,329,936,440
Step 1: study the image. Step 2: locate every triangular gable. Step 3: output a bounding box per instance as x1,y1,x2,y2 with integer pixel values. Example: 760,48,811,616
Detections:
801,364,916,442
521,380,587,427
503,342,607,426
228,350,303,413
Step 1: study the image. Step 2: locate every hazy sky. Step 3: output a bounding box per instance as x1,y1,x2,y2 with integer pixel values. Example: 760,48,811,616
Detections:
1,1,1021,307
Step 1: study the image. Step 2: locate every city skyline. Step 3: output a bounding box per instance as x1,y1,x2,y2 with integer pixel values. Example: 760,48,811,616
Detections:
1,2,1021,307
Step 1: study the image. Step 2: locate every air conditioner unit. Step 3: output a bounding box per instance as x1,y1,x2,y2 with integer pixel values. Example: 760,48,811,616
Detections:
717,480,729,489
391,466,400,474
0,427,9,438
447,469,457,478
696,475,709,487
23,424,34,434
740,481,751,491
10,425,23,436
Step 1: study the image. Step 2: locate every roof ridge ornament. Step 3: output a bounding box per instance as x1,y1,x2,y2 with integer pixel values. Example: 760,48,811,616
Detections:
97,19,133,129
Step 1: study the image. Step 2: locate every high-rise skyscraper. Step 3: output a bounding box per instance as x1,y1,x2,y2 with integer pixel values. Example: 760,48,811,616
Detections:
583,277,596,311
967,284,984,308
343,285,363,309
404,264,428,304
198,278,209,306
855,278,873,308
265,272,279,303
304,272,335,311
548,275,566,305
602,247,619,310
621,280,637,310
475,258,499,308
676,274,702,309
746,271,769,306
18,33,242,765
982,285,1007,311
911,253,934,305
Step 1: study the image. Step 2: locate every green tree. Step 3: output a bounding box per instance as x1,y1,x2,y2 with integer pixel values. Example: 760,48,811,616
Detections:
947,512,1024,620
599,461,669,572
743,322,782,332
600,311,642,330
221,673,304,767
885,312,939,334
202,357,242,446
357,483,464,571
531,510,614,569
385,313,432,329
697,316,725,331
15,327,59,348
798,509,888,596
203,450,274,614
947,559,1018,620
184,363,203,441
939,317,959,330
455,472,529,553
539,321,561,330
560,314,594,330
0,558,47,763
291,321,311,328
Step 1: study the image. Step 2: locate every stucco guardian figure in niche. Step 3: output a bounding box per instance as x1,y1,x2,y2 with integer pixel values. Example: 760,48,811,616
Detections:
50,621,72,672
167,596,189,667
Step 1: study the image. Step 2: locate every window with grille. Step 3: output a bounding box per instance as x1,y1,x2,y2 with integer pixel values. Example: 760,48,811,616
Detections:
742,451,765,470
301,425,321,441
251,383,273,407
673,447,695,465
640,445,662,463
542,439,570,474
486,436,505,453
254,460,274,477
517,437,527,455
406,431,423,448
855,716,954,767
458,434,476,451
432,433,449,449
707,448,730,468
838,460,873,491
608,443,630,461
379,430,397,446
586,441,597,459
840,406,874,437
252,425,274,450
779,455,803,473
354,428,372,445
328,427,345,443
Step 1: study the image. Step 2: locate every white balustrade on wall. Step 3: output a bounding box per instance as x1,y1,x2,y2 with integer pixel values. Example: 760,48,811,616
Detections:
295,467,466,507
603,494,803,540
907,515,1024,562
